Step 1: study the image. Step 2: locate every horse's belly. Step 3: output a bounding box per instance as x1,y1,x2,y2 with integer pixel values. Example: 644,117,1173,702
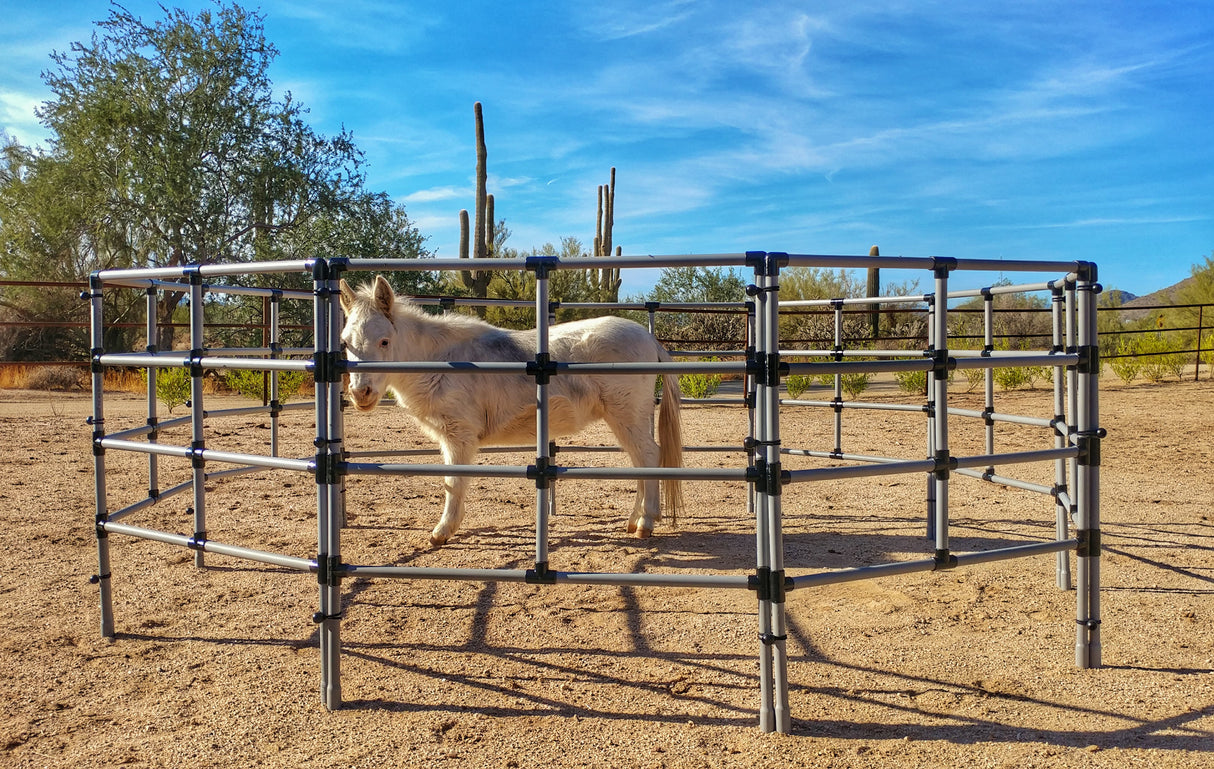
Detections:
480,395,595,446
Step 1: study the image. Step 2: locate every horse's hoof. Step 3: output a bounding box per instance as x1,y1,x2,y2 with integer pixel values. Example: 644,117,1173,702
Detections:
626,522,638,534
429,533,448,547
636,527,652,539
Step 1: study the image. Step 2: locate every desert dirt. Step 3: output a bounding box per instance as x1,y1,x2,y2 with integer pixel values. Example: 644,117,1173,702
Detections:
1,377,1212,768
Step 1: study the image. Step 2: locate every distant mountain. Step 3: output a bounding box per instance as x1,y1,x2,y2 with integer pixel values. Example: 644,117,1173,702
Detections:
1121,276,1195,309
1105,289,1138,305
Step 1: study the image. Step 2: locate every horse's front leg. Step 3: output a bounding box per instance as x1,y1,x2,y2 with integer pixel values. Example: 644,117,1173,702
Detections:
431,439,476,547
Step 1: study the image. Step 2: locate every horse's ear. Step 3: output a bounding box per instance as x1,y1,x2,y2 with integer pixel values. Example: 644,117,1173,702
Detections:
373,275,395,318
339,279,356,315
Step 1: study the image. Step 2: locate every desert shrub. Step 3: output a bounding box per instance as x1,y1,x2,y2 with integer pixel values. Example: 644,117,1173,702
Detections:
678,357,722,399
784,372,812,398
841,370,872,398
1108,336,1142,384
783,357,813,398
895,368,927,395
993,364,1031,391
223,369,310,401
24,365,85,391
142,366,192,412
1137,335,1188,382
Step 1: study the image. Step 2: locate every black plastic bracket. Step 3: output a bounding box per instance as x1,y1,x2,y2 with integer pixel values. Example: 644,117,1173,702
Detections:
1076,344,1099,375
749,566,790,603
930,347,954,380
1077,430,1105,466
187,531,208,551
525,255,559,279
1076,529,1101,558
313,449,346,485
190,440,206,469
750,458,787,496
933,549,958,570
930,256,958,277
526,561,557,584
933,449,956,479
527,456,557,489
316,554,343,587
527,352,557,385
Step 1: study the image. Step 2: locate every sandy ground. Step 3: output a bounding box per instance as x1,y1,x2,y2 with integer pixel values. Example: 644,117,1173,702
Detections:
1,377,1212,768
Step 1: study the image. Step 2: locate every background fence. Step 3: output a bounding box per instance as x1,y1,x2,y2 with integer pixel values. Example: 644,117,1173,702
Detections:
2,278,1211,384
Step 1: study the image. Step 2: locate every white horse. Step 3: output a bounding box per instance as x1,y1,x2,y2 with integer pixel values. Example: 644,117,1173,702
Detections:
339,276,683,546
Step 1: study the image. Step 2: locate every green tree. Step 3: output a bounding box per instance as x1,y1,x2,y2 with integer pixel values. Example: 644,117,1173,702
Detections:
2,3,431,360
640,267,748,349
19,3,373,348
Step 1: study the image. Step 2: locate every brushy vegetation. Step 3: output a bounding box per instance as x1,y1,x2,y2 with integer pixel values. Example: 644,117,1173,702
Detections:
141,367,192,412
676,357,723,399
223,369,310,401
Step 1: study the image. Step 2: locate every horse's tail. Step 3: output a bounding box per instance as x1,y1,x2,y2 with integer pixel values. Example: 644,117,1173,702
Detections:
657,345,684,522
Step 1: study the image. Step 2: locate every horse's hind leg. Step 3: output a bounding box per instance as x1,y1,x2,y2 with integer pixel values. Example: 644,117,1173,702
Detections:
607,417,661,538
431,439,475,547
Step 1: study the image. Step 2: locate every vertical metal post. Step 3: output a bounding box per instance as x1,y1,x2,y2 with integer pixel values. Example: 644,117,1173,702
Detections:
930,263,953,563
145,286,160,500
187,270,207,568
925,297,937,541
753,252,790,734
831,300,843,454
533,264,553,576
1051,288,1072,590
983,292,995,471
1196,305,1205,382
88,274,115,639
269,293,282,458
1075,265,1102,668
313,259,343,710
1065,284,1079,517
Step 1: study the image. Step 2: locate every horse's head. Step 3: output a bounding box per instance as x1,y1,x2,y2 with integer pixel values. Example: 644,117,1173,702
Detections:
339,275,398,411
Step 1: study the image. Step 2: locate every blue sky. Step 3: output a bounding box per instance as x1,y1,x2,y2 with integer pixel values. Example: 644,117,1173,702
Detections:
2,0,1212,298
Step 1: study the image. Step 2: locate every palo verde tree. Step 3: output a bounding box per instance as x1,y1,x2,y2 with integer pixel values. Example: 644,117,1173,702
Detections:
11,2,418,350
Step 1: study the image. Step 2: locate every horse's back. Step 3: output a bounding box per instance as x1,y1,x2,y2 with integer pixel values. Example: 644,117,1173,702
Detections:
548,316,661,363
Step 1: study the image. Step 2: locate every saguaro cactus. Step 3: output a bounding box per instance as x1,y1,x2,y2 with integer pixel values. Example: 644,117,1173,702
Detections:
458,102,493,306
590,167,622,303
866,244,881,339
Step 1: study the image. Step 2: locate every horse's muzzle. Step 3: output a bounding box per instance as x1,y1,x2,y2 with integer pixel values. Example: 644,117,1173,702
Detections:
349,386,379,411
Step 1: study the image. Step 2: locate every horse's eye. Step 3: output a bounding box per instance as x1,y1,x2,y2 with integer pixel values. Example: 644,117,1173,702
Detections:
379,339,390,348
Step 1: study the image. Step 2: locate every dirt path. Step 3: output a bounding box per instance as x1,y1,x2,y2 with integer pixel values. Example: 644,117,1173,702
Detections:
1,380,1212,768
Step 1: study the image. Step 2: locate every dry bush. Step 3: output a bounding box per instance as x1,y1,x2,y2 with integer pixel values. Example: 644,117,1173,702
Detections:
22,365,86,391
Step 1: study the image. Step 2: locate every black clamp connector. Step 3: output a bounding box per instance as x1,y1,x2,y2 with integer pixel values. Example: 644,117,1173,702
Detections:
187,530,208,551
1076,529,1102,558
189,440,206,469
525,255,559,279
316,554,344,587
933,449,957,479
932,549,958,570
313,449,345,485
1076,429,1106,467
312,611,342,624
525,561,558,585
527,456,558,489
527,352,557,385
312,350,345,384
749,566,790,604
929,256,958,278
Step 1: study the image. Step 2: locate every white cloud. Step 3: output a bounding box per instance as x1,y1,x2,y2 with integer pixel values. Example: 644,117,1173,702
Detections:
0,89,48,146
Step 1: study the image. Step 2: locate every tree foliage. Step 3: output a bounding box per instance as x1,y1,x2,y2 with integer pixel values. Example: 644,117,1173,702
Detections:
0,2,430,359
